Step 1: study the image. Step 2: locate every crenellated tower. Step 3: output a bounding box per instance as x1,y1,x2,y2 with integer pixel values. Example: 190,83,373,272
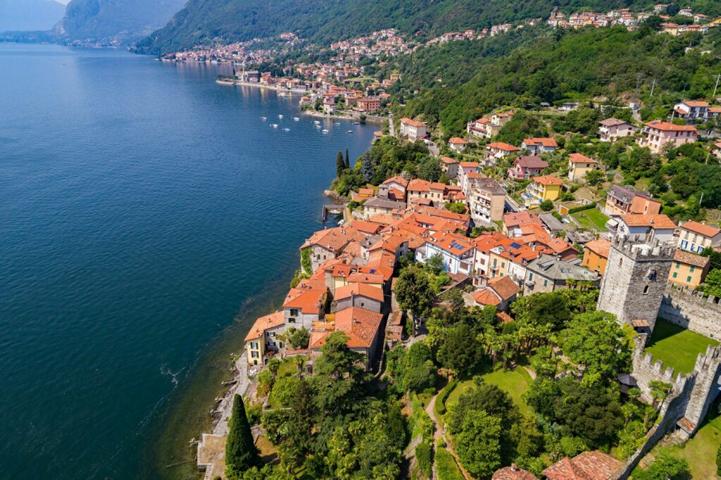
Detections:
597,235,675,332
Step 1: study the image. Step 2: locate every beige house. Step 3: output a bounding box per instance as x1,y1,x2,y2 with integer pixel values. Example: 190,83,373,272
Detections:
599,118,635,142
244,311,286,366
467,177,505,226
567,153,598,182
638,121,697,153
677,220,721,254
399,117,427,142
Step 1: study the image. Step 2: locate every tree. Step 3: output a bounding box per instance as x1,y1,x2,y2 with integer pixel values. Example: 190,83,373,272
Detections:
345,148,350,169
286,327,310,349
226,394,260,479
559,311,633,384
701,269,721,298
395,265,435,318
540,199,554,211
453,410,502,479
634,452,690,480
511,291,572,331
336,151,346,177
649,380,672,408
585,168,604,186
312,332,366,414
436,323,484,377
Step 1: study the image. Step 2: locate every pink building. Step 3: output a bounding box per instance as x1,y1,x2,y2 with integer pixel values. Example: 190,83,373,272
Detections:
638,121,697,153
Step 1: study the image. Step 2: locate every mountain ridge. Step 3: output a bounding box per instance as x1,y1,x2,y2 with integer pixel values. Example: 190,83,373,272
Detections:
136,0,663,55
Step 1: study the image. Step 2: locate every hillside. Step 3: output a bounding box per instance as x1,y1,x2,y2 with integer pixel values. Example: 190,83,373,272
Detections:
394,25,721,136
136,0,660,55
0,0,65,32
58,0,185,45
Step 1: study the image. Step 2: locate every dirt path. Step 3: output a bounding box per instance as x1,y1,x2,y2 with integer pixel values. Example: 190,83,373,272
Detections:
425,392,473,480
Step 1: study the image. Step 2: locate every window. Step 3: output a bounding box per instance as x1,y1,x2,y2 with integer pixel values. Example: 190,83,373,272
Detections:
251,351,259,358
619,258,623,267
687,276,692,283
290,309,299,317
643,285,649,295
689,266,695,273
288,318,296,324
672,272,678,278
528,273,533,281
543,279,548,287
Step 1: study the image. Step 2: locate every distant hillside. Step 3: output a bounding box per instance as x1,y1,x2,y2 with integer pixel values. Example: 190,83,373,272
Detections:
58,0,185,45
0,0,65,32
136,0,660,55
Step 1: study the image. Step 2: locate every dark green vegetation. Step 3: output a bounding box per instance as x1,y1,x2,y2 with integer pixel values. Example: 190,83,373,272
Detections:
61,0,185,44
397,26,721,137
243,332,408,479
332,137,437,196
633,453,691,479
135,0,692,54
226,394,261,479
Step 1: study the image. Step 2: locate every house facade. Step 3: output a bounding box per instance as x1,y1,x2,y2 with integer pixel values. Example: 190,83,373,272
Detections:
399,117,427,142
638,121,698,153
599,118,635,141
467,177,506,226
507,156,549,180
677,220,721,253
567,153,598,182
522,137,558,155
669,250,710,288
523,175,563,207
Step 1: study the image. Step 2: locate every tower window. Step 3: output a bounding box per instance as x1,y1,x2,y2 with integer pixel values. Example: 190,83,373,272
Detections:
643,285,650,295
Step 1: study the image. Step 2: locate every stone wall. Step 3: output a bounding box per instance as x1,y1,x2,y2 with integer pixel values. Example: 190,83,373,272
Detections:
631,335,687,403
660,285,721,340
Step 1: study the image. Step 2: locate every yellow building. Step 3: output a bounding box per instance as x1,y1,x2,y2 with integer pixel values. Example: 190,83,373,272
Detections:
244,311,286,366
582,238,610,275
669,250,711,288
524,175,564,206
568,153,598,182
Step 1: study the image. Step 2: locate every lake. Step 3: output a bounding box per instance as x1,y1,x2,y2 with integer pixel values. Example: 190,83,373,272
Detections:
0,43,375,479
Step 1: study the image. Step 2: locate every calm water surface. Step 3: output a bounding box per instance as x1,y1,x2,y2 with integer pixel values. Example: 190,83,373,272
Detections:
0,43,374,479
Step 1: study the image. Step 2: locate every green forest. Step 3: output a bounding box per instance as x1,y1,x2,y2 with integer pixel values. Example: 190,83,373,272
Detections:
135,0,719,54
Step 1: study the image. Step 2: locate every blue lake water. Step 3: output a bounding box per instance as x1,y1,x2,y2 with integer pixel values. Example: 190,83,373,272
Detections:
0,43,375,479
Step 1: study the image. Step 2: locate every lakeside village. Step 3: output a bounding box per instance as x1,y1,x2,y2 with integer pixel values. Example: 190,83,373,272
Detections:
196,102,721,479
162,4,721,126
188,5,721,480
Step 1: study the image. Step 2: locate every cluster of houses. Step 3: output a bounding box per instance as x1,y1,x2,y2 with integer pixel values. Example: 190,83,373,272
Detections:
161,32,300,64
547,4,720,35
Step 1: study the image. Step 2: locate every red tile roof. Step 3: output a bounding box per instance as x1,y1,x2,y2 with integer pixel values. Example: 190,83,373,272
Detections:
515,156,549,169
645,120,697,133
524,137,558,147
681,220,720,238
492,466,537,480
401,117,426,128
533,175,565,186
488,142,520,152
244,311,285,342
569,153,597,164
334,283,384,302
311,307,383,350
584,238,611,259
673,250,710,269
543,451,622,480
621,213,676,229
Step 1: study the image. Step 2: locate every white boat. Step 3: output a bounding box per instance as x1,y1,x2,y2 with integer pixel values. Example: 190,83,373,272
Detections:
260,116,267,121
322,129,329,134
315,124,321,129
347,130,353,133
283,128,290,132
314,120,321,125
335,122,341,126
293,117,300,121
278,114,284,119
271,123,279,128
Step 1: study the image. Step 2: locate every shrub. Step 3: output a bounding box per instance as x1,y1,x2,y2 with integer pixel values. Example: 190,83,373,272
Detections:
416,441,433,478
540,200,554,211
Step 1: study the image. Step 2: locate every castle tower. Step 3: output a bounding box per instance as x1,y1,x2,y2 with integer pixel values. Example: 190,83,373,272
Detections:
597,235,674,332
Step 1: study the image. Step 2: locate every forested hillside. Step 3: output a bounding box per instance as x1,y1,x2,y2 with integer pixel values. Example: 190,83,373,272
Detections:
394,25,721,136
137,0,662,54
59,0,185,44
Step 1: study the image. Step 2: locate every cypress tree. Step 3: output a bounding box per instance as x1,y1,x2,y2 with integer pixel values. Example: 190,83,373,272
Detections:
345,148,350,168
336,151,345,177
225,394,260,478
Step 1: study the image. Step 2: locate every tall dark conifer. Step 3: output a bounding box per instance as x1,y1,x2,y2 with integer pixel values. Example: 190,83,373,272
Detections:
345,148,350,168
336,151,345,177
225,394,260,478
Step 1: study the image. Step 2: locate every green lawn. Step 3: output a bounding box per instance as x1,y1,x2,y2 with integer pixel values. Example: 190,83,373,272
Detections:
571,207,609,231
642,405,721,479
435,446,465,480
645,319,718,374
445,367,533,416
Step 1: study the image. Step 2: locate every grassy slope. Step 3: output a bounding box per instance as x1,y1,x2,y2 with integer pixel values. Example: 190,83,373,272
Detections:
445,367,533,416
645,319,718,374
572,207,609,231
435,445,465,480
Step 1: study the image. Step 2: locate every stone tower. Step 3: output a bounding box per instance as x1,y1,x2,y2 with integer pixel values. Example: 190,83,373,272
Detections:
681,345,721,437
597,235,675,331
